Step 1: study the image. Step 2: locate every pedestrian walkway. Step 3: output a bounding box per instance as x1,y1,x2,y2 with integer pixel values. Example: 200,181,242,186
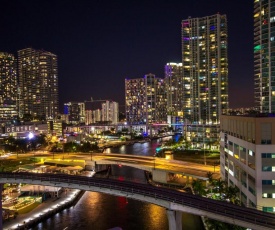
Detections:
3,189,80,230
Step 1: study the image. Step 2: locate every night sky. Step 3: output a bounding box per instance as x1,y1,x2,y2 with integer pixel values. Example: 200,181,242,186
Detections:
1,0,254,111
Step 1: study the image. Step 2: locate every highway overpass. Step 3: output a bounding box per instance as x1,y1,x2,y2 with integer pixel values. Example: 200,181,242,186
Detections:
44,153,220,184
0,172,274,230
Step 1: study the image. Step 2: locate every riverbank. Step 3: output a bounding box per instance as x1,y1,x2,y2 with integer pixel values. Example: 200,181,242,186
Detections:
98,134,174,150
3,189,84,230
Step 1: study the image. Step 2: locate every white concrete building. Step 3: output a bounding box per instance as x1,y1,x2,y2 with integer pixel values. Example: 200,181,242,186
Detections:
220,114,275,212
102,100,119,124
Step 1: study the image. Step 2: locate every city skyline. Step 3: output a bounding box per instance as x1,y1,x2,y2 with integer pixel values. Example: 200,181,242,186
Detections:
1,0,254,110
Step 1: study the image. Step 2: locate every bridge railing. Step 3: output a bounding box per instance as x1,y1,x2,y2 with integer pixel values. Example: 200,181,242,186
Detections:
1,172,275,229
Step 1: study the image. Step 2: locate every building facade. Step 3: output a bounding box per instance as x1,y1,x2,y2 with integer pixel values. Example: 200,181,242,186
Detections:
125,73,166,129
254,0,275,113
83,99,119,125
64,102,85,124
0,52,18,120
18,48,59,120
102,100,119,124
220,114,275,212
181,14,228,124
85,110,93,125
164,63,184,118
185,124,220,149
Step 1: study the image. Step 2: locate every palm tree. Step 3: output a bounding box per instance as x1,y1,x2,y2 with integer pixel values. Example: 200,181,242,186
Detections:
213,179,226,198
192,179,206,196
224,186,240,205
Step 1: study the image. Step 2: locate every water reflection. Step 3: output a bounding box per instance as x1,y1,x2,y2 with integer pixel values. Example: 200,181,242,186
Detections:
32,138,204,230
105,137,172,156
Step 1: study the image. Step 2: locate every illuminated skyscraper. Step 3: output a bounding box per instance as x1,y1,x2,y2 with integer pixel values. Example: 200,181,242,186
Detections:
254,0,275,113
102,100,119,124
0,52,18,119
125,73,166,128
181,14,228,124
18,48,59,120
164,62,184,117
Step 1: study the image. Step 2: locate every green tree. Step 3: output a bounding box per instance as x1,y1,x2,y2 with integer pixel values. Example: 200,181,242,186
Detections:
206,219,245,230
3,136,16,151
80,141,98,152
14,139,28,153
36,134,47,146
183,140,191,150
224,186,240,205
213,179,226,198
192,179,206,196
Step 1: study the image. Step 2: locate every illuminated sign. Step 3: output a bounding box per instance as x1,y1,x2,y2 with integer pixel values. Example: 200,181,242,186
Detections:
5,125,35,133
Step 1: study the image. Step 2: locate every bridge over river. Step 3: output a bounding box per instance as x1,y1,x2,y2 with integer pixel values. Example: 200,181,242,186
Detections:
0,172,275,230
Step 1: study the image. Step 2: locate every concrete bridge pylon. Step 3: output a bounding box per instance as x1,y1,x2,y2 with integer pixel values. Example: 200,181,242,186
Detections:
166,209,182,230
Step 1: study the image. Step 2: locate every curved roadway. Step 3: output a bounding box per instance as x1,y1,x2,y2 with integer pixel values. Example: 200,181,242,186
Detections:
0,172,274,230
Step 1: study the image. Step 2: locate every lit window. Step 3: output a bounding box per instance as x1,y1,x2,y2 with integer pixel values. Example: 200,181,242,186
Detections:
249,150,255,156
229,169,234,176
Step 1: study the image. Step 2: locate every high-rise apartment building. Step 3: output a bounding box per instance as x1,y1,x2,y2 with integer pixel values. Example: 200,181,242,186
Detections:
85,110,93,125
254,0,275,113
0,52,18,119
64,102,85,124
164,63,184,117
84,99,119,125
125,73,166,129
181,14,228,124
93,109,101,123
18,48,59,120
78,102,85,123
102,100,119,124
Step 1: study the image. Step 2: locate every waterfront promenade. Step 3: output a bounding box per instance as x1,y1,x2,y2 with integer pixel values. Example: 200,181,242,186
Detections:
3,189,81,230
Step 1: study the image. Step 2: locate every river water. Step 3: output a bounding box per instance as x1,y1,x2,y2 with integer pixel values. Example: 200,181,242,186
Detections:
32,138,204,230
